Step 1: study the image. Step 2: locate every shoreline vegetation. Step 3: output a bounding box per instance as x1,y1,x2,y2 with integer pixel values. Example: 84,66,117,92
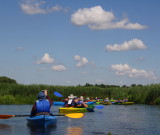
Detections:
0,76,160,105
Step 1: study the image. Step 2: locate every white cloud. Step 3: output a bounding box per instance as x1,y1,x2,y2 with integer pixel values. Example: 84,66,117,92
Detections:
20,0,62,15
105,39,147,51
36,53,54,64
74,55,88,67
74,55,81,61
71,6,147,30
111,64,156,79
51,65,66,71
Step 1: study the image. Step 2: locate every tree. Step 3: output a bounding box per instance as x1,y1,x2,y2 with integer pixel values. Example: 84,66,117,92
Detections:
0,76,17,84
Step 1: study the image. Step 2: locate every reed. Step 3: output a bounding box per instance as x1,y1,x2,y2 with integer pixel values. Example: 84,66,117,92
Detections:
0,83,160,104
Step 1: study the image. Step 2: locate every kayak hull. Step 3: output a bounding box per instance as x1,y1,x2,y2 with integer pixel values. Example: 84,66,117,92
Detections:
118,102,134,105
112,102,134,105
59,106,94,113
103,102,112,105
59,107,88,113
27,115,57,128
53,101,64,106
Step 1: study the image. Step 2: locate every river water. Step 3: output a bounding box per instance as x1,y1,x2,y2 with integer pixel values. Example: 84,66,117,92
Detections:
0,104,160,135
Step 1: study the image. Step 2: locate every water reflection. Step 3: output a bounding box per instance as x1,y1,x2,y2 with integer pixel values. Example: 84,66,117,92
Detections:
66,127,83,135
0,124,12,134
28,125,57,135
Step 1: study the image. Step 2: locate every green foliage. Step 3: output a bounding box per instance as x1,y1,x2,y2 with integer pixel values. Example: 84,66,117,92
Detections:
155,97,160,105
145,84,160,104
0,95,16,104
0,82,160,104
0,76,17,84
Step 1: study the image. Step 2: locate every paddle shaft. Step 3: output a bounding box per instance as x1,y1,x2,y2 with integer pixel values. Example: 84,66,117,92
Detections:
14,114,65,117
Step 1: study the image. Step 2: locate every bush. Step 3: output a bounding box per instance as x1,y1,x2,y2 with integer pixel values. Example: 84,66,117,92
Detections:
0,95,16,104
0,76,17,84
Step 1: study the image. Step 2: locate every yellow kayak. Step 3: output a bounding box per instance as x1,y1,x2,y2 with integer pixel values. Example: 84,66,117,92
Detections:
59,107,95,113
118,102,134,105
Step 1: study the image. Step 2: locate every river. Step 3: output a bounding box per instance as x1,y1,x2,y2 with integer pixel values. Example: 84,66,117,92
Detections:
0,104,160,135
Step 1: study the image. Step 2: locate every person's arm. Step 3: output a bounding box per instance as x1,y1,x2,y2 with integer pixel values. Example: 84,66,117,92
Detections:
30,103,36,116
46,95,53,106
81,102,88,108
43,90,53,106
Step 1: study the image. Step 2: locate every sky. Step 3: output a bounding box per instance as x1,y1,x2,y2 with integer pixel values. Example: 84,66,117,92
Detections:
0,0,160,86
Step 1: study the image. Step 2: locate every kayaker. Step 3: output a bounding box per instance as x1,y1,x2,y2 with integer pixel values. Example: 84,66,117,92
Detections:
63,94,75,107
72,97,88,108
123,98,128,102
30,90,53,116
104,97,110,102
79,96,84,101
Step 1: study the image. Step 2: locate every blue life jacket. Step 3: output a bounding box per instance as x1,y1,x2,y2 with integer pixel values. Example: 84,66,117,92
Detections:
36,99,50,113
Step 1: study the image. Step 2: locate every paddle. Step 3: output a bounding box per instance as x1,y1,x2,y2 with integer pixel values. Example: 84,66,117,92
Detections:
94,105,104,109
0,113,83,119
54,91,63,97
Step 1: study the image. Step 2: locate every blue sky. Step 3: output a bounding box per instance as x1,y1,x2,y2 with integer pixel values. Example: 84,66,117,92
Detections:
0,0,160,86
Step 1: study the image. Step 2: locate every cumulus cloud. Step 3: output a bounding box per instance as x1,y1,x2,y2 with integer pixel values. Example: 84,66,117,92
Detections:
74,55,81,61
36,53,54,64
20,0,62,15
111,64,156,79
51,65,66,71
71,6,147,30
105,39,147,51
74,55,88,67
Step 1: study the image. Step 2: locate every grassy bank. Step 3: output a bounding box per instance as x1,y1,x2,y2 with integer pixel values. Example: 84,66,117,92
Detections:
0,83,160,105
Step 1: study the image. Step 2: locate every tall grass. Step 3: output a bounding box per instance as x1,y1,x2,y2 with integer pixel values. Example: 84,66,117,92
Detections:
0,83,160,104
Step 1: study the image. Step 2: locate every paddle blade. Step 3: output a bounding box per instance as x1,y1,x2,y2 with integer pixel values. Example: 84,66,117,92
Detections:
95,106,104,109
54,91,63,97
65,113,84,118
0,115,15,119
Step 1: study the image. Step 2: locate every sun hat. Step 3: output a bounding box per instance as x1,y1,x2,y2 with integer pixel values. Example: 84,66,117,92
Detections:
68,94,75,99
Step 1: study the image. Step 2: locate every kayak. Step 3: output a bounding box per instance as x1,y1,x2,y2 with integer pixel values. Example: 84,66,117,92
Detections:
118,102,134,105
53,101,64,106
103,102,111,105
59,105,94,113
86,101,96,105
27,115,57,128
59,107,88,113
95,102,103,104
112,102,134,105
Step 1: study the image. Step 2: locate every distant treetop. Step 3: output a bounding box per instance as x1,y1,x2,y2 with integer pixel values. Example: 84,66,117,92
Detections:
0,76,17,84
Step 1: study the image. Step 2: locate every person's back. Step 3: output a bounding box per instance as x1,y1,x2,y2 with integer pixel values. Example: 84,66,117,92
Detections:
30,90,53,116
36,98,50,114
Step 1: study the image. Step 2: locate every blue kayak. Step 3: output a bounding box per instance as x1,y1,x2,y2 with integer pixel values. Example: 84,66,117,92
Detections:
53,101,65,106
86,101,96,105
27,115,57,128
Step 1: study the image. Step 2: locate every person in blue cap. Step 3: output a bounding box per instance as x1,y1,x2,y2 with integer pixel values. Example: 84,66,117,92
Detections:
30,90,53,116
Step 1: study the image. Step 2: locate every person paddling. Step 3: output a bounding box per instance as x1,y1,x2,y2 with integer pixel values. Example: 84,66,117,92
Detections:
64,94,75,107
72,97,88,108
30,90,53,116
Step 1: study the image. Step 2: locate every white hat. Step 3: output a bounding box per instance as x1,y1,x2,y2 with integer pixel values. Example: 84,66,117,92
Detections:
68,94,75,99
